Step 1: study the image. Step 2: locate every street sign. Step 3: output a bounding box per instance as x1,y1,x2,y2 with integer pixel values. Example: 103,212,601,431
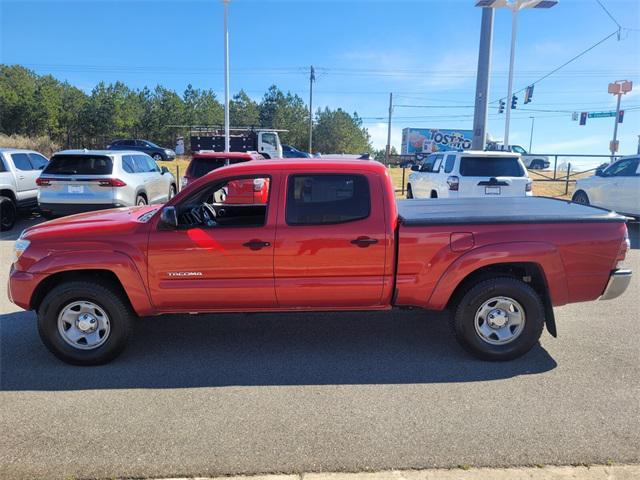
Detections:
579,112,588,125
588,111,617,118
610,140,619,153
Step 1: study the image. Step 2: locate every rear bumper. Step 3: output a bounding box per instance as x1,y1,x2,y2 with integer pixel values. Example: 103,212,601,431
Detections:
38,202,126,216
599,269,632,300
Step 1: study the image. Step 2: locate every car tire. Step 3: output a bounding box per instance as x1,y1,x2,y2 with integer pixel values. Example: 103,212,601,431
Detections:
451,277,545,361
168,184,176,200
37,281,134,365
406,184,414,199
430,190,438,199
572,190,590,205
152,153,163,162
136,195,147,206
0,196,17,231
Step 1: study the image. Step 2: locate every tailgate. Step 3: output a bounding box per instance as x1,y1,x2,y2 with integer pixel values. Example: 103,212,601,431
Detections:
459,155,529,197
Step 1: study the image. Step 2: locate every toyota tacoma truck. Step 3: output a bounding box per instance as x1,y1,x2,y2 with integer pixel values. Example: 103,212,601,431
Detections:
8,159,632,365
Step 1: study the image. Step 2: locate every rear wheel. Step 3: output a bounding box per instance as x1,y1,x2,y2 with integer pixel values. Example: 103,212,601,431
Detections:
572,190,590,205
37,281,134,365
136,195,147,206
406,184,413,199
451,277,545,361
430,190,438,199
168,184,176,200
0,196,17,231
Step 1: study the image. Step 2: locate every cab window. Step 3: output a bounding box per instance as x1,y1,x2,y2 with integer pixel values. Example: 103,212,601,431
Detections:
286,174,370,225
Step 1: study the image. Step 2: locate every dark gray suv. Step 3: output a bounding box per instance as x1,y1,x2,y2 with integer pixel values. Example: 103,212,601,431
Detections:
107,139,176,162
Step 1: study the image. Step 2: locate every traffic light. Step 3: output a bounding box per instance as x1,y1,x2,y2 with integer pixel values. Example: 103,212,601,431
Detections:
618,110,624,123
579,112,588,126
511,95,518,109
524,85,534,104
498,99,505,114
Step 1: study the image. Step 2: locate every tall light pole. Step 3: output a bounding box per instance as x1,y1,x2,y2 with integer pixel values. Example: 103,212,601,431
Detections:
223,0,230,152
608,80,632,159
476,1,558,146
471,7,495,150
309,66,315,154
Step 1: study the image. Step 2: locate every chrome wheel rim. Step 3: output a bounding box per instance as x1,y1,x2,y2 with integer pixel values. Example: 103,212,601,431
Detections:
474,296,525,345
169,186,175,199
57,301,111,350
153,154,162,161
137,198,146,206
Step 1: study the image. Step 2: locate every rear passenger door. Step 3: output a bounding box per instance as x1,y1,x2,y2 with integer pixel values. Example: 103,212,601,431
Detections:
274,172,387,308
9,153,41,202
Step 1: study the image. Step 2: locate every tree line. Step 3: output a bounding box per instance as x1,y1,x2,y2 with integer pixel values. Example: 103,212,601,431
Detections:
0,64,372,154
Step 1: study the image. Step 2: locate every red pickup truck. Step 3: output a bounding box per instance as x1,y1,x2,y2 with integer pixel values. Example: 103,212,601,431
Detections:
8,159,632,365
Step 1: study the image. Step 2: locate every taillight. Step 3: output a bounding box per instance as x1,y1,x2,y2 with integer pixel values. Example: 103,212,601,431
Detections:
98,178,126,187
36,177,51,186
447,176,459,191
616,226,630,268
253,178,265,191
526,180,532,192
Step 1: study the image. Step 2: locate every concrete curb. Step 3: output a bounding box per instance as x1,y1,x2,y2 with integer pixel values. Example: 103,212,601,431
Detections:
160,465,640,480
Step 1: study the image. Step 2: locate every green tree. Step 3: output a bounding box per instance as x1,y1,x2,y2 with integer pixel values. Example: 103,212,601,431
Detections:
259,85,309,149
230,89,259,127
313,108,371,154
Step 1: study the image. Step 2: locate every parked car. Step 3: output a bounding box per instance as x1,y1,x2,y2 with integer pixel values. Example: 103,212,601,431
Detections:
0,148,49,230
107,139,176,162
8,159,631,365
486,142,550,170
407,150,532,199
572,155,640,218
181,151,263,188
37,150,176,217
282,144,311,158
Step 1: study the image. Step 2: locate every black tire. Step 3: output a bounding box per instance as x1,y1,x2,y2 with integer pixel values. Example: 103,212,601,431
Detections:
406,184,414,199
451,277,545,361
136,194,147,206
430,190,438,199
152,153,164,162
37,281,134,365
0,196,17,231
572,190,590,205
168,184,176,200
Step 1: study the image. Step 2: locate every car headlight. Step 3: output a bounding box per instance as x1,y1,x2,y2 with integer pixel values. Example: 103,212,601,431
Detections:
14,238,30,263
165,149,173,155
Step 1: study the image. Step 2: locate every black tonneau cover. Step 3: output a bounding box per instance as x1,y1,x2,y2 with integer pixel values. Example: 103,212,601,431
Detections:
397,197,626,226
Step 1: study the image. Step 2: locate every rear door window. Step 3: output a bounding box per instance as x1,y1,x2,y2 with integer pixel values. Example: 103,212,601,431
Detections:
459,156,524,177
11,153,35,171
44,155,113,175
286,174,370,225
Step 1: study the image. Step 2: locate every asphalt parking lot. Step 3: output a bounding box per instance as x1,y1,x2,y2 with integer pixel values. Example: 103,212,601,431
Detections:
0,216,639,480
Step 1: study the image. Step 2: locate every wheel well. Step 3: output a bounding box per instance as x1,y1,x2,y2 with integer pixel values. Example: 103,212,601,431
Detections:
447,262,548,309
430,190,438,198
0,189,16,203
30,269,131,312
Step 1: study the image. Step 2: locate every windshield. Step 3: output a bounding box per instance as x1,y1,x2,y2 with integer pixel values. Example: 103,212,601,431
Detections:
43,155,113,175
459,156,524,177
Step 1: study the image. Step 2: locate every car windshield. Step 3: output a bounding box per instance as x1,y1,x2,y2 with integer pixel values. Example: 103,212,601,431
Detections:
43,154,113,175
188,157,249,178
459,156,524,177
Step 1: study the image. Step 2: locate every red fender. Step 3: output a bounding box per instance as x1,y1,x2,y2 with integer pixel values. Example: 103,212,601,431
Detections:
427,241,569,310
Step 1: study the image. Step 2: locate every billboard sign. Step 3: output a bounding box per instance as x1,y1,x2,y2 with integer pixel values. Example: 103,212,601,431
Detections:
401,128,473,154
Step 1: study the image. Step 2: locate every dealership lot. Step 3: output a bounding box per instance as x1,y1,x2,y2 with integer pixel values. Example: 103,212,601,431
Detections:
0,217,638,479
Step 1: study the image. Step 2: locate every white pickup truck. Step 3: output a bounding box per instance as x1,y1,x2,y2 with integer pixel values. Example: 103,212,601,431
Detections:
486,143,550,170
0,148,49,230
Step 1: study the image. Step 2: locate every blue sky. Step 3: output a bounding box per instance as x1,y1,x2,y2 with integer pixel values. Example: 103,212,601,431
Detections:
1,0,639,163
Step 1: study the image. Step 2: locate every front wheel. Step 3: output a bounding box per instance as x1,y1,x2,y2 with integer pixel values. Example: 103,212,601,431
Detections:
451,277,545,361
37,281,134,365
152,153,163,162
136,195,147,206
572,190,590,205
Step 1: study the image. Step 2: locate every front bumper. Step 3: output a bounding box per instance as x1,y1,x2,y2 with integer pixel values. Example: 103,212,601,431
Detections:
600,269,632,300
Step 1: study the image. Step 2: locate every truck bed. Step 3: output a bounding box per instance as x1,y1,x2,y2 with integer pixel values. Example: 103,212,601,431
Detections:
397,197,626,226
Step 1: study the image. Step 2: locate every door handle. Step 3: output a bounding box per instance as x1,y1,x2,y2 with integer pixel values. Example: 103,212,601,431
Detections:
242,240,271,250
350,236,378,247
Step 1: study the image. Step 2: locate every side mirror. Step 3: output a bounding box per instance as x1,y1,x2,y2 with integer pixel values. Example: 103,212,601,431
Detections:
158,206,178,230
161,166,169,175
411,165,420,172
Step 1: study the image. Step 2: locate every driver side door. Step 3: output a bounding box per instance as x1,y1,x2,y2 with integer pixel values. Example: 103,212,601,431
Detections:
147,173,279,311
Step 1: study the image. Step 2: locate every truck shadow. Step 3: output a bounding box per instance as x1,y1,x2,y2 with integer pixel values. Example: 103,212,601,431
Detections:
0,309,556,391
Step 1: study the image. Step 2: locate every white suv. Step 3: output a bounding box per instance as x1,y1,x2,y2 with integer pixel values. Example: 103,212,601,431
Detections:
573,155,639,218
406,150,532,199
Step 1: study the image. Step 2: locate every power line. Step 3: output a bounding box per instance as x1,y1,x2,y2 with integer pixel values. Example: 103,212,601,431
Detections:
595,0,622,30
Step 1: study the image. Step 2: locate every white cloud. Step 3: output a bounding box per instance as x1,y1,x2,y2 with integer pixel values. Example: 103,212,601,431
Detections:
366,122,403,151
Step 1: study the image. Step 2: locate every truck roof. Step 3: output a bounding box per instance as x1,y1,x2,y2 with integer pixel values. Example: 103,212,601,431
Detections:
216,157,387,173
54,149,141,156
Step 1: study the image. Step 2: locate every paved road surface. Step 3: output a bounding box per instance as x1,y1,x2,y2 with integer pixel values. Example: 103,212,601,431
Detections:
1,218,638,479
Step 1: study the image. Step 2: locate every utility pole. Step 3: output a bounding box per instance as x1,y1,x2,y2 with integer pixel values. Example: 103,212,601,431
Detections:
504,8,518,147
222,0,230,152
611,90,622,158
528,116,535,152
608,80,633,159
385,92,393,166
471,7,494,150
309,65,315,154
